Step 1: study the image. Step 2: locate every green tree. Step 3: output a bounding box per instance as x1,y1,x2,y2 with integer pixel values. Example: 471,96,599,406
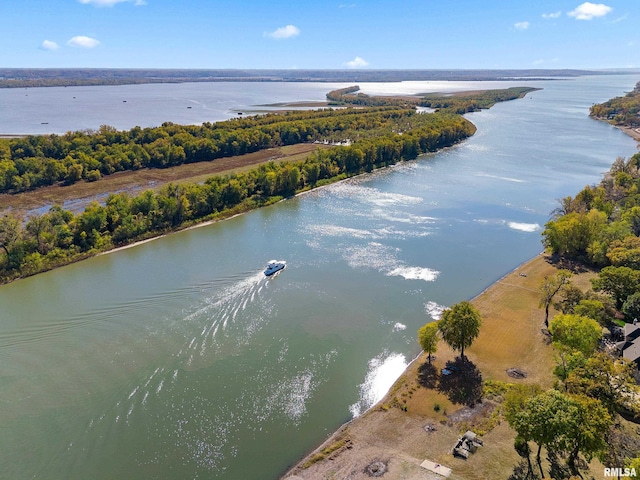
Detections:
549,313,602,357
539,270,573,328
591,265,640,310
0,214,21,259
573,299,610,327
554,284,584,314
509,389,611,476
622,292,640,322
417,321,439,363
25,213,51,255
438,301,481,359
607,235,640,269
565,352,639,416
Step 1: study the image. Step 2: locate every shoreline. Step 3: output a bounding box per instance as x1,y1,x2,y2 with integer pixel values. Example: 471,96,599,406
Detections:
619,125,640,142
282,252,569,480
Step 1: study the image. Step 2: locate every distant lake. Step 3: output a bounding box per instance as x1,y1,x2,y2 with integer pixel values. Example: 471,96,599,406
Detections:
0,75,638,479
1,79,565,135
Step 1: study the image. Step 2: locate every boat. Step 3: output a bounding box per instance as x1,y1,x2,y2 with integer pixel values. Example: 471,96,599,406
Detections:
264,260,286,276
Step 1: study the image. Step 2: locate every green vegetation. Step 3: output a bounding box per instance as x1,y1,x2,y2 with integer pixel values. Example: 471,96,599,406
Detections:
542,152,640,322
590,81,640,127
419,87,540,114
438,301,482,359
1,107,457,193
326,85,539,113
417,321,439,363
0,108,475,283
549,313,602,357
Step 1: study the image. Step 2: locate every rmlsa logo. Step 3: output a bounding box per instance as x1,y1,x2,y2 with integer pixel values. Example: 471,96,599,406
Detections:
604,467,637,477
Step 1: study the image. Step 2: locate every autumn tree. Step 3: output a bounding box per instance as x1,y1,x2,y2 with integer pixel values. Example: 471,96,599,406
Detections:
417,321,439,363
549,313,602,357
438,301,481,359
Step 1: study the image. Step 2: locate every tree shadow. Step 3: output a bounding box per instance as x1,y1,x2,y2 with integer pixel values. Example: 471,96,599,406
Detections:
417,362,438,389
547,451,574,480
436,358,483,406
508,460,540,480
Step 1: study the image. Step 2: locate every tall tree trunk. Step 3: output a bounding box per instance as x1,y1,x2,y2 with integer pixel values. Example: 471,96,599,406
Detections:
536,444,545,478
544,304,550,328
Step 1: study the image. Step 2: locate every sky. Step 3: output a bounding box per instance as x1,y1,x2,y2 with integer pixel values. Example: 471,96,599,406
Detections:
1,0,638,69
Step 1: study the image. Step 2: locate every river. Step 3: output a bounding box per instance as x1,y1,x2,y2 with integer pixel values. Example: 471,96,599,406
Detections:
0,75,638,479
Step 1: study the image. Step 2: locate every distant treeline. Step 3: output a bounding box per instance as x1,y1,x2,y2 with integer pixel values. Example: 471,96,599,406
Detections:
326,86,539,113
590,81,640,127
0,110,475,283
0,68,605,88
0,107,453,193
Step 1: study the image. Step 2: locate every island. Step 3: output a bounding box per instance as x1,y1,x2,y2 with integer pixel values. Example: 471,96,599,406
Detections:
0,87,539,285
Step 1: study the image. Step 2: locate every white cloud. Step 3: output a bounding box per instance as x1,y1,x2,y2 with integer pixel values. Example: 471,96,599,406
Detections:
40,40,59,51
542,11,562,19
265,25,300,39
67,36,101,48
345,56,369,68
568,2,612,20
78,0,146,6
514,21,529,30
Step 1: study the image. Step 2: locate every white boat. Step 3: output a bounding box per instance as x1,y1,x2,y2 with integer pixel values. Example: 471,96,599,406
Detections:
264,260,286,276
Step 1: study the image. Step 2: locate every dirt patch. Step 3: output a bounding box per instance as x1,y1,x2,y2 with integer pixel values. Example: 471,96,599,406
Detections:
447,401,495,424
364,460,388,477
506,368,527,379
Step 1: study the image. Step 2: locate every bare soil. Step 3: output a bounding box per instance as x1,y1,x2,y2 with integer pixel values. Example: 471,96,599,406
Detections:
0,143,327,218
282,254,605,480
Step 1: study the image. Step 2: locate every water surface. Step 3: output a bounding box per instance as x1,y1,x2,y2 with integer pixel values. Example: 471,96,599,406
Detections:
0,75,638,479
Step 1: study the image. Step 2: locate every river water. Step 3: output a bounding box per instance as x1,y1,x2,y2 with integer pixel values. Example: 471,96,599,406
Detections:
0,75,638,479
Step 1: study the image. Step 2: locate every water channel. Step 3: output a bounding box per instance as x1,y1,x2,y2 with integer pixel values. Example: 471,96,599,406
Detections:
0,75,638,479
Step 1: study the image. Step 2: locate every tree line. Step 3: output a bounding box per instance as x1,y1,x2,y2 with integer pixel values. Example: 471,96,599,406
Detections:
542,153,640,320
326,86,539,114
415,145,640,476
0,110,475,283
0,106,442,194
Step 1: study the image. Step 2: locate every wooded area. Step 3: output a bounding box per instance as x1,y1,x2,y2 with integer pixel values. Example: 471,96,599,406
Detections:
590,81,640,127
0,108,474,282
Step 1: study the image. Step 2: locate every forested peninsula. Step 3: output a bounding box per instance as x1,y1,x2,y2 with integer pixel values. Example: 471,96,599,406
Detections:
0,106,475,283
0,85,544,284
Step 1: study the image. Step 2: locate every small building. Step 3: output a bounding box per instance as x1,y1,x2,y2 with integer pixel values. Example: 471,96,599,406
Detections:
615,323,640,368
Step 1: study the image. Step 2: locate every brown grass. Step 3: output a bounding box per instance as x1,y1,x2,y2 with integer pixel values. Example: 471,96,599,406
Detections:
283,254,606,480
0,143,328,219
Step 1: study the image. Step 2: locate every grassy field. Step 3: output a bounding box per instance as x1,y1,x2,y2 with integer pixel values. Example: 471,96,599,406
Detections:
283,254,607,480
0,143,328,219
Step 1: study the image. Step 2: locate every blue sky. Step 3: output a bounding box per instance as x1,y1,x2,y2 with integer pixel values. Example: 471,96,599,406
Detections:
1,0,638,69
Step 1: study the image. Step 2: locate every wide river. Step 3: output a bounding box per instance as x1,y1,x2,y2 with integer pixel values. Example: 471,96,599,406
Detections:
0,75,638,479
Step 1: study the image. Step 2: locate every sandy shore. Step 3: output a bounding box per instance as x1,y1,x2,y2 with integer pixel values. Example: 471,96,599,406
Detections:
282,254,602,480
619,125,640,142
